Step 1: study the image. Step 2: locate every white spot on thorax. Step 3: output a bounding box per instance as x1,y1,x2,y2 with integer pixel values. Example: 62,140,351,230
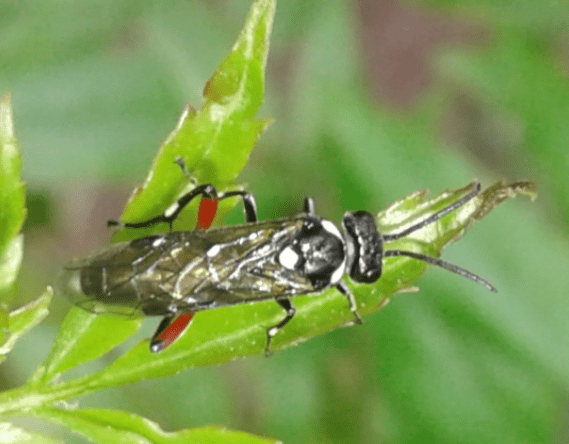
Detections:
278,246,299,270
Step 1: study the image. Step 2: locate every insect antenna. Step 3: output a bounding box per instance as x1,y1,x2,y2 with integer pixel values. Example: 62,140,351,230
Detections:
383,249,496,291
382,182,481,243
381,181,496,292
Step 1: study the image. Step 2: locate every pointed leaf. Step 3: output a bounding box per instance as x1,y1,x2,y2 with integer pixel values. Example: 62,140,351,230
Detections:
0,235,23,294
32,307,142,384
39,407,279,444
0,287,52,358
0,422,62,444
0,92,26,296
112,0,275,242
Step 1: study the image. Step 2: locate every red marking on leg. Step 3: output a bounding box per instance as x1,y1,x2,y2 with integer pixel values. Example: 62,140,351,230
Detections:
196,197,218,229
154,312,195,351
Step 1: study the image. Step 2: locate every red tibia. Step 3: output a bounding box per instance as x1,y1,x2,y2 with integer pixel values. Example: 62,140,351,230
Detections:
154,197,217,352
154,313,195,350
196,197,219,229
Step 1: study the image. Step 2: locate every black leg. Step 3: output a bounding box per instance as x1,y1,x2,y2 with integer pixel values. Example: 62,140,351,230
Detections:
149,312,196,353
149,314,174,353
108,160,258,230
304,197,315,215
218,190,258,223
108,184,219,231
335,280,363,324
265,297,296,356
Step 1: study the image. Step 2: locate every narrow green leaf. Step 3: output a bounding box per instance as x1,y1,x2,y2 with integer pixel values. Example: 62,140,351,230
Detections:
0,92,26,296
38,407,280,444
32,307,142,385
112,0,275,242
0,422,62,444
0,308,8,363
0,287,52,358
70,181,535,390
0,234,23,293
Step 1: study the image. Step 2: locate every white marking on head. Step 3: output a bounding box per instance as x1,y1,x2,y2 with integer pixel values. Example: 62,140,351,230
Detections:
164,202,179,218
206,244,221,258
330,262,346,285
278,246,299,270
321,219,343,240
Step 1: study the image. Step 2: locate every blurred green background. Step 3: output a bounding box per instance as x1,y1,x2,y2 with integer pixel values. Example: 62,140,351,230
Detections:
1,0,568,443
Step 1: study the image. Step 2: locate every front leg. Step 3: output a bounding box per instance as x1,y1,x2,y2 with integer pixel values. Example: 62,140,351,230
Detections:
335,280,363,325
109,178,258,231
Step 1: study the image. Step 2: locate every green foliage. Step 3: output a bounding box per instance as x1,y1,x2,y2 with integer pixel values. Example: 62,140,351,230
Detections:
37,408,280,444
0,93,25,298
112,0,274,242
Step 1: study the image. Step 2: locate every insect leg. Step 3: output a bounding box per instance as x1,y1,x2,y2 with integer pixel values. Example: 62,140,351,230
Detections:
108,184,219,231
196,189,258,229
335,280,363,324
218,190,258,223
149,312,196,353
265,297,296,356
108,186,258,231
304,197,315,215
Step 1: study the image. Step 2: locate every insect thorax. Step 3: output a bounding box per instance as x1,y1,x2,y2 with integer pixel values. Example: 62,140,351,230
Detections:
277,217,347,290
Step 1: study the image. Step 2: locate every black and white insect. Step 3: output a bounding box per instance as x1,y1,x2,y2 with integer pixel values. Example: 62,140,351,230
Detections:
59,174,496,355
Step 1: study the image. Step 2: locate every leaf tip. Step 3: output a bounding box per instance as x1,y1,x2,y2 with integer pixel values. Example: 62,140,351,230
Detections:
0,91,15,139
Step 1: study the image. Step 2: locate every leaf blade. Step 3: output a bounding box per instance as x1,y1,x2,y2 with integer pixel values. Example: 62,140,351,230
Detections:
0,92,26,298
38,407,280,444
0,422,62,444
32,307,142,385
112,0,275,242
0,287,52,359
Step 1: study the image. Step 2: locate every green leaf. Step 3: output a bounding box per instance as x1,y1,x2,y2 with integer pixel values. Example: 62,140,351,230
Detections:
31,307,142,385
112,0,275,242
0,422,62,444
60,181,535,390
0,234,23,293
38,407,279,444
0,287,52,360
0,92,26,295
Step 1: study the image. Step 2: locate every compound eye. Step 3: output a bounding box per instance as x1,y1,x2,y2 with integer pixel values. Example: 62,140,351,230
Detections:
342,211,383,283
